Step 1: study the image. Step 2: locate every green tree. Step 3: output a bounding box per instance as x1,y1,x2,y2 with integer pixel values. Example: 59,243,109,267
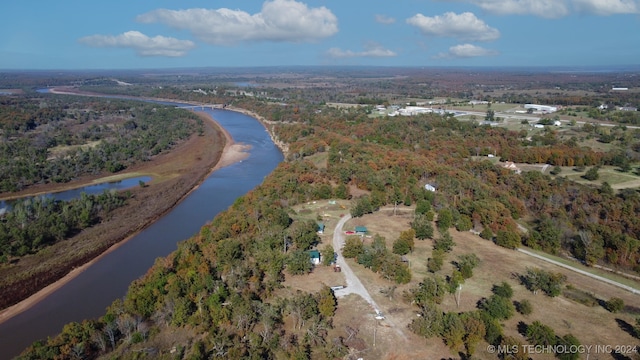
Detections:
461,312,486,357
456,254,480,279
316,285,337,318
491,282,513,299
427,249,444,273
500,336,528,360
433,231,455,252
392,238,411,255
557,334,581,360
480,227,493,241
442,312,465,351
526,321,556,347
342,237,363,258
437,208,453,231
412,275,448,306
287,250,313,275
411,214,434,240
409,302,443,338
455,215,472,232
583,166,600,180
604,297,625,313
350,195,374,217
415,199,431,215
321,244,335,266
480,294,515,320
288,219,320,251
495,229,520,249
516,299,533,316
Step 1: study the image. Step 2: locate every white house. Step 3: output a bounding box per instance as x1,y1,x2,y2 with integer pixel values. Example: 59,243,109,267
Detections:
524,104,558,113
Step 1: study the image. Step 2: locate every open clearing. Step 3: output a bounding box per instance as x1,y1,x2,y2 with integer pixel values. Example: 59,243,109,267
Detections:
285,202,640,359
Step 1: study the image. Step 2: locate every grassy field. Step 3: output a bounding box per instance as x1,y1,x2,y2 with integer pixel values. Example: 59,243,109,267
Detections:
554,165,640,189
521,247,640,290
285,203,640,359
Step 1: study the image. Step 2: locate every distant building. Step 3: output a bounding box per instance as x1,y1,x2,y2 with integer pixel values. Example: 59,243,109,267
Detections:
503,161,522,174
524,104,558,113
612,87,629,91
307,250,321,265
355,226,367,235
469,100,489,105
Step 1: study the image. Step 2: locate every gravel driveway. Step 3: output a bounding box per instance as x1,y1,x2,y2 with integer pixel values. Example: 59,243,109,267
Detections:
332,214,379,309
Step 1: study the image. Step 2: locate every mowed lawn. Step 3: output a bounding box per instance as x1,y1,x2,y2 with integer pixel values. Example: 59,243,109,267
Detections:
556,166,640,189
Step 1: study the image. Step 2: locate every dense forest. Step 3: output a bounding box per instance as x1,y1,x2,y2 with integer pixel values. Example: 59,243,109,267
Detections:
0,95,202,192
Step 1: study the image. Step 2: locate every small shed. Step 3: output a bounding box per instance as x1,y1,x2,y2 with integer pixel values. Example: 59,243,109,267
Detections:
355,226,367,235
308,250,321,265
317,222,325,234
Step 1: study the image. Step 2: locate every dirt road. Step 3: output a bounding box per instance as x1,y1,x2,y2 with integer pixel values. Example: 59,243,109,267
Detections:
517,248,640,295
332,215,378,307
332,215,407,339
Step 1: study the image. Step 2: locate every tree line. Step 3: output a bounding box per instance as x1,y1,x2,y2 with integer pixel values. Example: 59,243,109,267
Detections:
0,95,202,192
0,191,127,262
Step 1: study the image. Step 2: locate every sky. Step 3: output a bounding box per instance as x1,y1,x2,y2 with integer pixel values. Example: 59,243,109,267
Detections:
1,0,639,69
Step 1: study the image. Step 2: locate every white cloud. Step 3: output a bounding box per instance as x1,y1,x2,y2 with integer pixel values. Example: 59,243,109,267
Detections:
375,14,396,24
442,0,638,18
327,43,397,58
406,12,500,41
572,0,639,15
435,43,498,58
78,31,195,57
136,0,338,45
466,0,569,17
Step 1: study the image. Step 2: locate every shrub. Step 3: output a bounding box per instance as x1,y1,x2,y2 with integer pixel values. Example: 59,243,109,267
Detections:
480,227,493,241
495,229,521,249
516,299,533,315
604,297,625,313
427,249,444,273
583,166,600,180
492,282,514,299
455,215,473,232
479,294,515,320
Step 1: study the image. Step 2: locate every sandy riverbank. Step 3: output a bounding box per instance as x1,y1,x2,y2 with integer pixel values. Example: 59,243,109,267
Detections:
0,108,250,325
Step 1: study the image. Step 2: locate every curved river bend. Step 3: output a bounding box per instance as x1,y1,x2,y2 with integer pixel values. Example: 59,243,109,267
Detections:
0,107,283,359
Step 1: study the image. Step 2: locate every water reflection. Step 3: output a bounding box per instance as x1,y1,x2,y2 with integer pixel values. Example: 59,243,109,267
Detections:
0,176,152,212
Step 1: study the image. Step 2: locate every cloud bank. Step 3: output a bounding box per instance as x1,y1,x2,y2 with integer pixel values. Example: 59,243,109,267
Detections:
375,14,396,24
435,43,499,58
407,12,500,41
79,31,195,57
327,43,397,59
136,0,338,45
443,0,639,18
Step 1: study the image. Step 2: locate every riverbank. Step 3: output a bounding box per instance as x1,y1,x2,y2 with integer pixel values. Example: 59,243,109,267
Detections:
226,105,290,157
0,108,248,323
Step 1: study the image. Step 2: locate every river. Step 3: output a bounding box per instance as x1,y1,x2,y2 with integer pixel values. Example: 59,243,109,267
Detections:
0,107,283,359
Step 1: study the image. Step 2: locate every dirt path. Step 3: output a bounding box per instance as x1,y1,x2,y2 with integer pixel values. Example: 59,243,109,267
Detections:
331,215,407,340
517,248,640,295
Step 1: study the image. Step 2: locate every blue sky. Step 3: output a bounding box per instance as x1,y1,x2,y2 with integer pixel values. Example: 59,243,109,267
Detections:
1,0,639,69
